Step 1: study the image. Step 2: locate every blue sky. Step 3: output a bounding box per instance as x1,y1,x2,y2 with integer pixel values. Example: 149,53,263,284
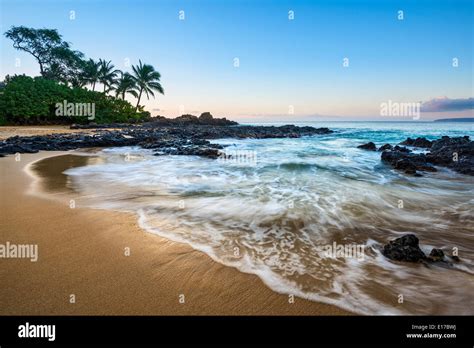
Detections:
1,0,472,121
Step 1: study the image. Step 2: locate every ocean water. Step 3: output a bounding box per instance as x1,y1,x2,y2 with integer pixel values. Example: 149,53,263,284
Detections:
63,122,474,314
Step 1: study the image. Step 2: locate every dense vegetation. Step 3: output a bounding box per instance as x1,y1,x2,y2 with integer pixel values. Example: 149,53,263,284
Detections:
0,26,163,125
0,75,146,125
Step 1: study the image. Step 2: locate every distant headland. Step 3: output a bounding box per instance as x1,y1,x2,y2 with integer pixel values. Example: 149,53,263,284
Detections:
434,117,474,122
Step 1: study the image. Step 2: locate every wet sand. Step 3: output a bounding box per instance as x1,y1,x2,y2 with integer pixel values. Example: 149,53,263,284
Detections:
0,151,351,315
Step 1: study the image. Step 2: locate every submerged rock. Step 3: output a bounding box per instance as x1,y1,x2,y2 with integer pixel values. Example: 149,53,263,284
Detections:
451,255,461,262
381,149,436,176
382,235,457,266
357,142,377,151
382,234,426,262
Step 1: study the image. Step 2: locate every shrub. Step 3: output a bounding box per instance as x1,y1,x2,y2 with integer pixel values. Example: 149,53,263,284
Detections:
0,75,147,125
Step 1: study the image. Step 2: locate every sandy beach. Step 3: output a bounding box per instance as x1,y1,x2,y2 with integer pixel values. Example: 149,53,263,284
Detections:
0,125,99,140
0,148,350,315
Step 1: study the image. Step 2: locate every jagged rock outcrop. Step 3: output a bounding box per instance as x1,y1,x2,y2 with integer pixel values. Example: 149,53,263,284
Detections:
399,137,432,148
381,136,473,176
382,234,452,264
426,136,474,175
382,234,427,262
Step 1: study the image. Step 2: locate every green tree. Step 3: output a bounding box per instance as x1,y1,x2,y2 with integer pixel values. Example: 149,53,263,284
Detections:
43,46,85,86
131,60,164,111
81,59,101,91
5,26,64,75
4,26,87,86
114,71,138,100
98,59,118,94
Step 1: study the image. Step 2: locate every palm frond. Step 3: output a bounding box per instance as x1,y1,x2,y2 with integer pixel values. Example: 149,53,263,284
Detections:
130,60,164,110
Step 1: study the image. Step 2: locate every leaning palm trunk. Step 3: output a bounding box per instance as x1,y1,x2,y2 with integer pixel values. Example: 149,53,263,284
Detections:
135,88,143,111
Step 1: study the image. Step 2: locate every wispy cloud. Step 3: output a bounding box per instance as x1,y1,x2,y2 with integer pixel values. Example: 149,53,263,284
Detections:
421,97,473,112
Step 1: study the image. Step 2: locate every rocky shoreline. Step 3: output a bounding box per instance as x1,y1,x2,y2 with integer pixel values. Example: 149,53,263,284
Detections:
0,114,333,158
2,116,472,176
358,135,474,176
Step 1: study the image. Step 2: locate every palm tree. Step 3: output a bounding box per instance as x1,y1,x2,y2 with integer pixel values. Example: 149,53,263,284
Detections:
114,71,138,100
81,59,101,91
98,59,118,94
131,60,164,111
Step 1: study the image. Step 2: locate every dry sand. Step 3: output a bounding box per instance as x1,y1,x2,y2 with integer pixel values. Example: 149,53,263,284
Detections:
0,125,98,140
0,145,351,315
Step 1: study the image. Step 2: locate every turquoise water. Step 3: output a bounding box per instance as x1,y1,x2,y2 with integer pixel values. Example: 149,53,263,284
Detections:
64,122,474,314
250,121,474,142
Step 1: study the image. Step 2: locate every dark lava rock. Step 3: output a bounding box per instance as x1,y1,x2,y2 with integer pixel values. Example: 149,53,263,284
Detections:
383,235,458,265
70,123,130,129
451,255,461,262
381,149,436,175
382,136,473,176
150,112,238,126
400,137,432,148
175,114,200,124
393,145,411,153
0,123,333,159
427,248,445,262
0,144,39,154
357,142,377,151
378,143,393,151
426,136,474,175
431,136,471,150
382,234,426,262
156,146,222,158
198,112,213,122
